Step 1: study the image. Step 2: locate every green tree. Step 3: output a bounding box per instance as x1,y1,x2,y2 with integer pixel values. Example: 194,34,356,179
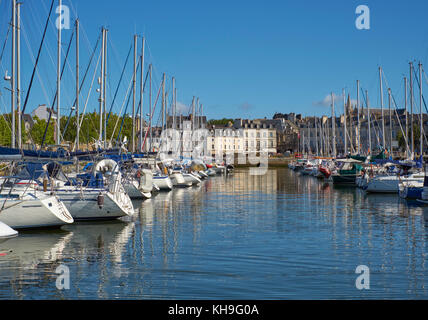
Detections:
396,124,421,152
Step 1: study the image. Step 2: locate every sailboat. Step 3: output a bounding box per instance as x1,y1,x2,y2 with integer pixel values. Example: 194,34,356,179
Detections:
22,160,134,221
0,176,74,229
331,159,363,186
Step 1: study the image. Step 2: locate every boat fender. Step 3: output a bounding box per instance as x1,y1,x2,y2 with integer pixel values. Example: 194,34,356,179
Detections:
97,193,104,209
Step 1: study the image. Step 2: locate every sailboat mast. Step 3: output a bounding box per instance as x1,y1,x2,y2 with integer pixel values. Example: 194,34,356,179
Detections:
379,67,385,150
172,77,176,130
191,96,195,131
139,36,145,152
175,88,178,129
404,77,408,158
16,2,21,149
103,29,108,149
75,19,79,151
356,80,360,154
307,121,310,155
162,73,165,130
196,97,199,129
11,0,16,148
132,34,137,153
410,62,414,158
331,92,336,158
388,88,392,154
419,62,423,158
343,88,347,155
315,119,318,156
366,90,372,156
99,28,105,144
56,0,62,145
149,64,152,152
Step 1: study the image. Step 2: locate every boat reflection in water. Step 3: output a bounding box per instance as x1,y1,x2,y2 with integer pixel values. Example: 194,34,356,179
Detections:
0,229,73,298
0,168,426,299
0,220,135,299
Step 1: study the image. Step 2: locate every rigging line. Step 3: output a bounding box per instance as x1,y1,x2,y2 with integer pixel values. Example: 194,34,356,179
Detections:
67,0,93,58
110,59,141,141
360,87,381,150
382,70,412,154
116,86,133,143
424,68,428,86
106,42,132,125
141,76,163,150
40,29,75,149
72,31,101,108
135,68,150,119
36,0,73,107
62,30,102,138
390,91,411,154
21,0,54,115
75,47,102,146
408,65,428,150
32,0,62,96
21,20,53,105
411,65,428,114
0,17,11,67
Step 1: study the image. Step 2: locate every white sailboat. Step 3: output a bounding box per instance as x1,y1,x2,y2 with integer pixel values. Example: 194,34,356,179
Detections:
42,160,134,221
153,174,173,190
0,187,73,229
123,168,153,199
171,171,192,187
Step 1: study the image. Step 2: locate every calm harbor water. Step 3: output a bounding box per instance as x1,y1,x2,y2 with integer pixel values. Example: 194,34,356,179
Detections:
0,168,427,299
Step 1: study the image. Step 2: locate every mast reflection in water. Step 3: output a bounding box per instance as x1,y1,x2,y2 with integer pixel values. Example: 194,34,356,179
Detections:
0,168,426,299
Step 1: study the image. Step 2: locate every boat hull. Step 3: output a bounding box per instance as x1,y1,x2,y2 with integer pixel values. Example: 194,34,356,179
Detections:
55,189,134,221
332,174,358,186
153,176,173,190
0,195,73,229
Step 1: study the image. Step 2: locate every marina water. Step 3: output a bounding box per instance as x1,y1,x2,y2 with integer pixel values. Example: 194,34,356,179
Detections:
0,168,426,299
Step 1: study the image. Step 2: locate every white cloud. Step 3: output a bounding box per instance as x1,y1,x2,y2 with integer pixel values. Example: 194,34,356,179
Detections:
313,93,357,107
239,102,253,111
175,101,190,115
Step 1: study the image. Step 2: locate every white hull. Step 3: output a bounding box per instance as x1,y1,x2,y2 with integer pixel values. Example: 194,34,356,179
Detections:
182,173,201,185
124,180,152,199
55,188,134,220
153,175,173,190
366,175,423,193
0,194,73,229
205,169,216,176
171,172,192,187
198,171,208,178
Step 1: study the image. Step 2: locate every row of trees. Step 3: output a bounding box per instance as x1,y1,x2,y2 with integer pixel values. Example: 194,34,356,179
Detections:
0,112,136,149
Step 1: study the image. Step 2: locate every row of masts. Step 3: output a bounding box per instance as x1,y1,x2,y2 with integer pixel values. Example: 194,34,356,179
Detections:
6,0,204,154
301,62,425,160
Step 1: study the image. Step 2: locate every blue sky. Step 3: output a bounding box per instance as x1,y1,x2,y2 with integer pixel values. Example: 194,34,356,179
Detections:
1,0,428,123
